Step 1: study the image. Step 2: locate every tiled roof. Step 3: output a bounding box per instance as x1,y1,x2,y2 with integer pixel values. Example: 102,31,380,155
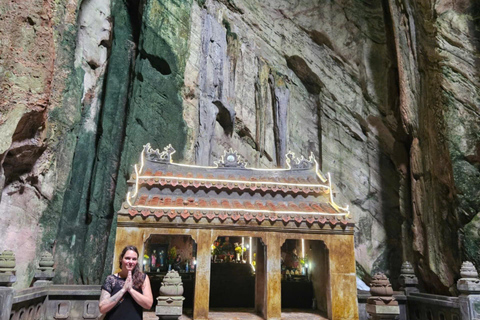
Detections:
134,170,329,194
126,196,348,226
132,195,337,214
119,144,351,228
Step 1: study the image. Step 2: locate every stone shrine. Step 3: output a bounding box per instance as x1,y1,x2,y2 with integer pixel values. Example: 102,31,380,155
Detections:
113,144,358,319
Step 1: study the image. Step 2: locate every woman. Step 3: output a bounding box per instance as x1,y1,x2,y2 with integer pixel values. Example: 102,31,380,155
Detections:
99,246,153,319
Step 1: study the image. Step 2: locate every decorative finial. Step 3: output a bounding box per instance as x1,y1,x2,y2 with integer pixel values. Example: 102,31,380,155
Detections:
156,270,185,318
370,272,394,296
0,250,16,274
34,251,55,287
0,250,17,286
285,151,315,169
457,261,480,294
399,261,418,295
214,148,247,168
144,144,176,163
400,261,415,275
367,272,399,319
460,261,479,279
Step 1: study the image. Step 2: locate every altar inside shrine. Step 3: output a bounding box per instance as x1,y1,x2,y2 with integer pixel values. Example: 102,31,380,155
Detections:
113,144,359,320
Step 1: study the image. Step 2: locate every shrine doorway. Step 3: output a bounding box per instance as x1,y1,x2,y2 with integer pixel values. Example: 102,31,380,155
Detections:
281,239,329,317
144,234,197,310
209,236,263,310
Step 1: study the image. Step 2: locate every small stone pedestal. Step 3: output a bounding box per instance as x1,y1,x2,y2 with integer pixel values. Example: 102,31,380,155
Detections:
398,261,419,296
0,250,16,320
366,273,399,320
34,251,55,287
457,261,480,320
155,270,185,319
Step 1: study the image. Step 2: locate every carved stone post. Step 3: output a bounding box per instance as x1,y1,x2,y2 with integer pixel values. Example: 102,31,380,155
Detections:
457,261,480,320
398,261,419,295
34,251,55,287
156,270,185,319
0,250,16,320
366,272,400,320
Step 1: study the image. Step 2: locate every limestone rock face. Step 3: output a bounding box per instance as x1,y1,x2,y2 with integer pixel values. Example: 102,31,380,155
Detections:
0,0,478,294
0,0,81,288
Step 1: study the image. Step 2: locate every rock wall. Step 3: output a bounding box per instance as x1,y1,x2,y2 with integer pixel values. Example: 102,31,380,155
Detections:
0,0,81,288
0,0,478,293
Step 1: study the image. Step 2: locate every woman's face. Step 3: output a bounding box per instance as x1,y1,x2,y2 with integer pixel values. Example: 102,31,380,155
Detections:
122,250,138,272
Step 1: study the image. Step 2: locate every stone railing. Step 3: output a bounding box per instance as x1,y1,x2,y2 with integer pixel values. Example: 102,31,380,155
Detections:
406,292,461,320
357,261,480,320
0,250,102,320
8,285,102,320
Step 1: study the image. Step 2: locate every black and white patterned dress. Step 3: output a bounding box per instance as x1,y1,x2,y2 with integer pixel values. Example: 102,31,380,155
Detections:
101,274,146,320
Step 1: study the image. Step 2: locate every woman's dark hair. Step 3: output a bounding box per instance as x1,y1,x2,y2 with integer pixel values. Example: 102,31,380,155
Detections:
119,245,144,289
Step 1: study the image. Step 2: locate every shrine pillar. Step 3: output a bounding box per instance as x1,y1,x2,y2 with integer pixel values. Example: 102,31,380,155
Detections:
326,234,359,320
255,238,266,315
264,233,282,320
193,229,215,320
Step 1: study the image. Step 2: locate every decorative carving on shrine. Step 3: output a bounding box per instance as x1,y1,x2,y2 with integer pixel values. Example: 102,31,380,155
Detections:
286,151,315,170
144,143,176,163
457,261,480,294
399,261,419,295
366,272,400,319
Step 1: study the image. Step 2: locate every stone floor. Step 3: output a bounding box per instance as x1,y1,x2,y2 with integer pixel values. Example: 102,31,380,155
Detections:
144,308,328,319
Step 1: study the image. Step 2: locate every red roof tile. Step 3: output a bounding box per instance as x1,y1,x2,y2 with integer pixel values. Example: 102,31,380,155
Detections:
130,195,344,217
139,170,329,195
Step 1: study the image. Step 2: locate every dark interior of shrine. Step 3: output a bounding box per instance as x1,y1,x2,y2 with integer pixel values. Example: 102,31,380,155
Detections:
144,235,197,309
144,235,328,314
280,239,329,315
209,236,259,309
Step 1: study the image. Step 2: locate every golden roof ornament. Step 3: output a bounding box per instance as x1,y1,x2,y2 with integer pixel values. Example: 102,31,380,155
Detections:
286,151,315,169
214,148,247,168
144,143,176,163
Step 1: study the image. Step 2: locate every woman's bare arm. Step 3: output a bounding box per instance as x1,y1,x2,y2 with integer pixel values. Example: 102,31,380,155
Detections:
99,288,127,314
129,275,153,309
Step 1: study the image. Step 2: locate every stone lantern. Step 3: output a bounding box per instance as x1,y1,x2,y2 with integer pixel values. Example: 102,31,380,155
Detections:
34,251,55,287
398,261,419,295
457,261,480,320
0,250,17,286
155,270,185,319
366,272,400,320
